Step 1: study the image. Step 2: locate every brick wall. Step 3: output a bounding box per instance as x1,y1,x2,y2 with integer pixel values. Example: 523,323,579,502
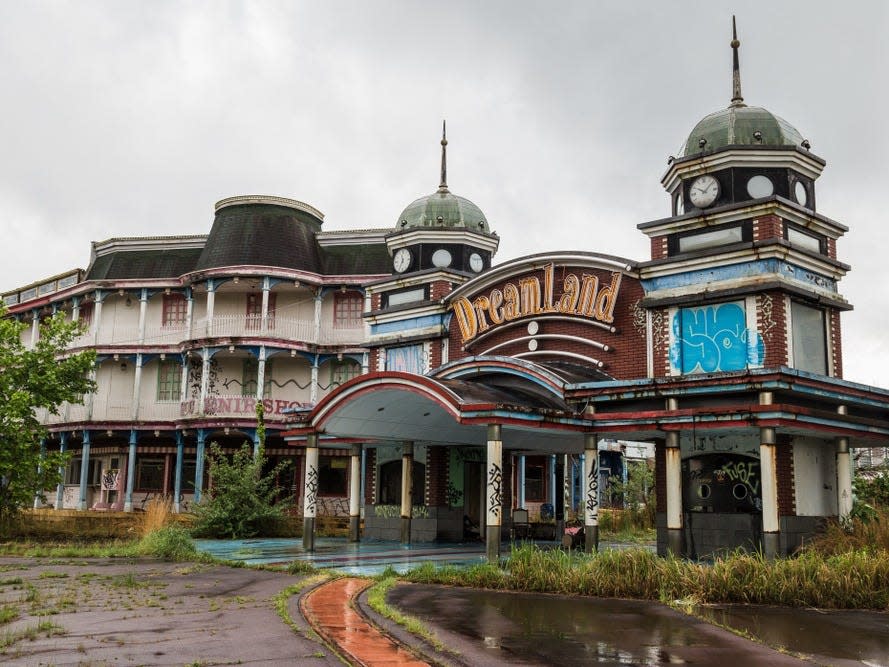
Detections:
364,447,377,504
425,446,449,506
830,309,843,378
758,291,788,367
776,442,796,517
651,307,670,377
827,237,837,261
650,235,669,260
752,214,783,241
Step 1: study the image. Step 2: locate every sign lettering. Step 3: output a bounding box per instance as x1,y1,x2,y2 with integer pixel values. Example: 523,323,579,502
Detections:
452,263,622,344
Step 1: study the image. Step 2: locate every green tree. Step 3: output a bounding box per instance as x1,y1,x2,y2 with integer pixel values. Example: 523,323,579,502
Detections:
0,309,95,533
191,404,292,538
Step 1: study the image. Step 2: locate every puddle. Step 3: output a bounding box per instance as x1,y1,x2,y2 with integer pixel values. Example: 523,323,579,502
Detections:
388,586,806,666
695,604,889,666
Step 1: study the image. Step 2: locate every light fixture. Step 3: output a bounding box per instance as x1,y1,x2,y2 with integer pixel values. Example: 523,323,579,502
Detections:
164,287,171,295
106,430,113,437
113,354,119,361
154,430,160,438
228,345,235,353
233,276,239,284
125,296,132,307
340,285,347,293
293,280,300,287
224,427,230,436
160,353,166,361
118,289,125,296
337,353,343,361
290,350,296,357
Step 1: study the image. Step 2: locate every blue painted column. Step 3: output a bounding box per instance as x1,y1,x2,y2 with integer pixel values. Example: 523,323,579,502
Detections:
549,454,557,508
194,429,206,504
173,431,184,513
55,433,68,509
78,431,91,511
124,429,137,512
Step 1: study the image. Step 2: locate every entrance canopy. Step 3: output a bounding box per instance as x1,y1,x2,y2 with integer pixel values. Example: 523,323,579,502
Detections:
284,357,595,452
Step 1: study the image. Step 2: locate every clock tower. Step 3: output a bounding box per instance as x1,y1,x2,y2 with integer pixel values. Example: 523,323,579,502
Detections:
365,124,499,374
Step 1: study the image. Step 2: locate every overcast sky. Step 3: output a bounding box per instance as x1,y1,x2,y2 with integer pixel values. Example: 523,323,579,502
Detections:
1,1,886,385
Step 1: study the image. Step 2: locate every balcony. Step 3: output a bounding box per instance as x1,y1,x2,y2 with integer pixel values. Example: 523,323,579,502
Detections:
65,316,366,348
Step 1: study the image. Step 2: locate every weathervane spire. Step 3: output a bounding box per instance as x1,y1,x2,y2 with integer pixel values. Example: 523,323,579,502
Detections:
730,15,745,107
439,120,448,191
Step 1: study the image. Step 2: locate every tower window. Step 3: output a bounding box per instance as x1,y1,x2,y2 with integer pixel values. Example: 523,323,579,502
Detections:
670,222,750,255
786,225,824,254
790,301,828,375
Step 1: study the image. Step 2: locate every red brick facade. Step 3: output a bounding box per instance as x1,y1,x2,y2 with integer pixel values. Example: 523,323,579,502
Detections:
830,309,843,379
425,445,449,507
758,291,788,367
364,447,376,504
752,213,783,241
775,441,796,517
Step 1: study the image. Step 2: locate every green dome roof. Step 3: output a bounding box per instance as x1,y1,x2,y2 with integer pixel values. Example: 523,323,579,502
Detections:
396,187,489,233
681,105,805,157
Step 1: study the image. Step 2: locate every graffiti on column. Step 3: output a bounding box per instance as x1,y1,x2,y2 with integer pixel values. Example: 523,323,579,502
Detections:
670,302,764,374
586,462,599,515
305,465,319,515
487,463,502,519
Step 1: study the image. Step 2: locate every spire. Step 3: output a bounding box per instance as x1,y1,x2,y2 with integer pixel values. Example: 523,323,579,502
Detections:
730,16,745,107
438,120,448,191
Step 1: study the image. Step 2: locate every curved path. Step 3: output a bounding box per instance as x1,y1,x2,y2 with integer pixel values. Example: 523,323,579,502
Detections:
301,577,431,666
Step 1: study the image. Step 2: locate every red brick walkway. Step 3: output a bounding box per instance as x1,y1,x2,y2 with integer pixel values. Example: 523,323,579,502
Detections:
301,577,430,666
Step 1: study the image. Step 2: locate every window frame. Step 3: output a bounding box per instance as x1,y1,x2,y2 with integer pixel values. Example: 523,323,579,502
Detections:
789,300,829,375
156,359,182,402
161,293,188,327
333,291,363,329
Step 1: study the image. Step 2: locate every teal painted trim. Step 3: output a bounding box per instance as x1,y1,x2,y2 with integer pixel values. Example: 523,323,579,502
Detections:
371,314,444,335
641,259,837,293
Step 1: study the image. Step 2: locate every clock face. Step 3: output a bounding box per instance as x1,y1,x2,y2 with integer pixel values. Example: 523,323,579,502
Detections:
747,175,774,199
431,248,453,268
393,248,411,273
469,252,484,273
688,175,720,208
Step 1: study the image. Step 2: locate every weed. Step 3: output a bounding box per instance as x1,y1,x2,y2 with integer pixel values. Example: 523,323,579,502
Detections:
0,606,18,625
286,560,315,575
38,571,69,579
0,577,23,586
140,496,173,537
110,573,146,589
137,526,200,561
367,577,445,651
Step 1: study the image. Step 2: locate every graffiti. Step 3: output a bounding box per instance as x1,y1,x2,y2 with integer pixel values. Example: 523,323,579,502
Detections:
101,469,120,491
759,294,777,338
585,463,599,514
487,463,502,519
670,302,764,374
631,300,647,338
304,465,319,515
717,460,760,496
188,358,219,399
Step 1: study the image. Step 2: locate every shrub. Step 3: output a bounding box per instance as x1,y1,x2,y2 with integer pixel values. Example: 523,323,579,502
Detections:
138,525,198,561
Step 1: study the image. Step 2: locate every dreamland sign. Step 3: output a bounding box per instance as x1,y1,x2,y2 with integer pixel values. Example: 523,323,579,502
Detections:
450,263,623,344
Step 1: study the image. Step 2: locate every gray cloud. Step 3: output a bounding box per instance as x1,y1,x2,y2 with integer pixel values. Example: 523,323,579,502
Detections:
1,0,886,384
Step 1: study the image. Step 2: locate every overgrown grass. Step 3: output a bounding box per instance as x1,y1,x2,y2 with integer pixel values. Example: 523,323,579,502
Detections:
366,576,445,652
140,496,173,537
136,525,202,561
401,543,889,609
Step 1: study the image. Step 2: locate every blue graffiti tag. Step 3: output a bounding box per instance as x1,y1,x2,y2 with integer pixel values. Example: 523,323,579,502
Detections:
670,302,764,374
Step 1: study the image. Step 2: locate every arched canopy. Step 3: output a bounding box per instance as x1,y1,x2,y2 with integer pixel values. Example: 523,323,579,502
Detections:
284,361,593,453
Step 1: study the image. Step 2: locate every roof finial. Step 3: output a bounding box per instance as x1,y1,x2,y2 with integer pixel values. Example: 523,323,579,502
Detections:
730,15,745,107
439,120,448,191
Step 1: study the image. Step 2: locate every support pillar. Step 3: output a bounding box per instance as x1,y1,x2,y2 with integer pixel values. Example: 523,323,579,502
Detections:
137,289,148,343
124,430,137,512
349,444,362,542
194,429,206,504
199,348,210,414
131,354,143,420
549,454,557,509
205,280,216,336
55,433,68,510
517,454,526,508
760,426,780,559
303,434,319,552
173,431,184,513
310,355,319,404
563,454,570,521
260,277,271,335
78,431,91,511
665,431,683,556
30,309,39,348
836,437,852,521
400,442,414,544
486,424,503,563
583,433,599,553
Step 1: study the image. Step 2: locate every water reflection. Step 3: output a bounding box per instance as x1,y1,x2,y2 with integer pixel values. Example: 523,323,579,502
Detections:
389,586,804,666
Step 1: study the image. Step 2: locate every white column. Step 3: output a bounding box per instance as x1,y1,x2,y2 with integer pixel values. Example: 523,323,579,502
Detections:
30,310,39,348
55,433,68,510
349,444,362,542
303,434,319,552
92,291,103,341
836,405,853,521
194,429,206,503
486,424,503,563
256,346,267,401
361,352,369,375
131,354,143,420
137,289,148,343
124,429,137,512
72,297,80,323
199,348,210,414
313,290,323,343
173,431,184,513
400,442,414,544
179,355,190,404
665,431,683,555
310,355,319,404
261,277,271,335
185,289,194,340
205,281,216,336
760,426,780,558
583,434,599,553
77,431,91,511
